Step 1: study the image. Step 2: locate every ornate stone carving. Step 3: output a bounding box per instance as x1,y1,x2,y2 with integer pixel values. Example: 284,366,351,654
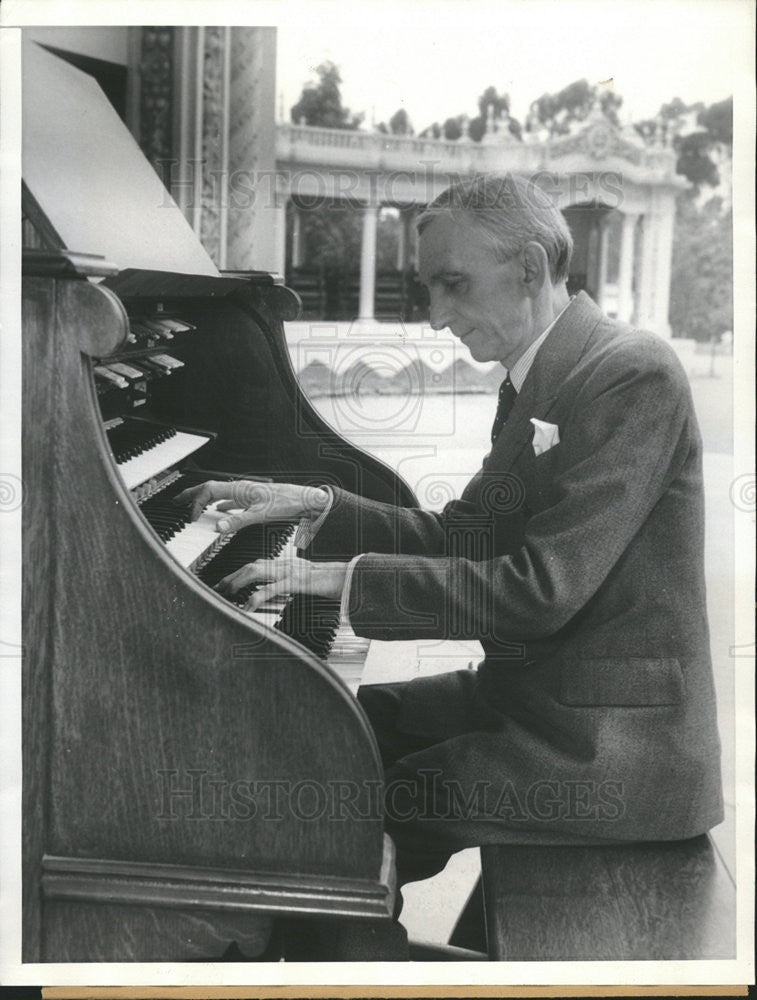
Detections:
226,29,263,268
199,26,226,263
547,122,643,166
139,27,175,182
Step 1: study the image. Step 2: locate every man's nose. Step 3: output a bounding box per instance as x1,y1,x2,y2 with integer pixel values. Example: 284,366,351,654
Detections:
428,293,452,331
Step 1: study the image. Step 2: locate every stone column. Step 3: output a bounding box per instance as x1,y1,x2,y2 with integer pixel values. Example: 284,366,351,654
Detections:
651,191,676,338
634,185,677,338
410,210,419,268
395,211,407,272
272,185,288,279
291,206,304,268
196,25,229,267
617,211,639,323
596,216,610,311
226,27,278,272
636,217,659,334
635,215,652,330
359,204,379,321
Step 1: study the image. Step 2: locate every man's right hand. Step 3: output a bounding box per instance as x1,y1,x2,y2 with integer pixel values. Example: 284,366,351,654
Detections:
174,480,329,532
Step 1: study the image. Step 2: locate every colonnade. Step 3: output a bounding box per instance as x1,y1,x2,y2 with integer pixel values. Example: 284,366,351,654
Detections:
276,193,672,332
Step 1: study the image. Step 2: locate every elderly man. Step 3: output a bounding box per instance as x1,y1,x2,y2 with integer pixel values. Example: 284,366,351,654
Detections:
177,173,722,897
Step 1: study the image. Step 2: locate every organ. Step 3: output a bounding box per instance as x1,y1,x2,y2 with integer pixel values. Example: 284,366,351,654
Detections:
21,39,416,961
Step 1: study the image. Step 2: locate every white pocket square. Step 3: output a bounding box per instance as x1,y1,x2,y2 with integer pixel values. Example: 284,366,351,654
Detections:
530,418,560,456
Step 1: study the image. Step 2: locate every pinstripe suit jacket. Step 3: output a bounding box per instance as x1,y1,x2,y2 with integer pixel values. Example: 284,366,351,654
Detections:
308,292,723,842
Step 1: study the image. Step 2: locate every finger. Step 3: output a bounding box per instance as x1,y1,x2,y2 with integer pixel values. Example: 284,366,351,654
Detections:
173,483,204,510
245,578,291,612
215,567,250,595
174,482,218,521
215,508,268,533
216,559,283,595
215,500,240,513
250,558,289,580
216,565,261,595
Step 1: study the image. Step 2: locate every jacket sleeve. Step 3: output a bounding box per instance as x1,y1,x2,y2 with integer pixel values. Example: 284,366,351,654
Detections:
304,488,480,561
343,339,700,642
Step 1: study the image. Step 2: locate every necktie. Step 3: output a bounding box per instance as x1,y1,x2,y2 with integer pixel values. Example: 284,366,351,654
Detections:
490,375,517,443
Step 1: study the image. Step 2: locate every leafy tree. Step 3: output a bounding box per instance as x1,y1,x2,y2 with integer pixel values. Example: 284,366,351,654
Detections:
599,90,623,127
293,203,400,275
290,61,363,130
526,78,596,136
698,97,732,145
676,131,721,188
467,86,522,141
635,96,732,190
296,202,362,271
442,116,464,141
669,193,732,341
389,108,412,135
420,85,521,141
376,108,413,136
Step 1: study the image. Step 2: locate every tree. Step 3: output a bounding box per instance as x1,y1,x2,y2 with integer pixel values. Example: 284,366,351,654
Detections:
376,108,413,135
290,61,363,130
296,202,362,271
526,78,602,136
442,116,464,141
676,131,721,188
470,85,522,140
669,193,733,341
389,108,413,135
599,89,623,127
635,96,732,190
420,85,521,142
698,97,732,146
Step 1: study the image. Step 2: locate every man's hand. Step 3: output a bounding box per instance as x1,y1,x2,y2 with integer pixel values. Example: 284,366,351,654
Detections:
216,557,348,611
174,480,329,531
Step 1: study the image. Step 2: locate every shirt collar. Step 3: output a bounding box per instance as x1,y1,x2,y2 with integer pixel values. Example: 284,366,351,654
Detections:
508,297,573,393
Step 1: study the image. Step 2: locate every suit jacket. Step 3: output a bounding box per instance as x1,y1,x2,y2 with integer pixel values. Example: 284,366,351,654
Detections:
308,293,723,842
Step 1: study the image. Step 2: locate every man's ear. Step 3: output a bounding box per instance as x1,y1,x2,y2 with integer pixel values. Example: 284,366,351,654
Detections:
521,242,550,296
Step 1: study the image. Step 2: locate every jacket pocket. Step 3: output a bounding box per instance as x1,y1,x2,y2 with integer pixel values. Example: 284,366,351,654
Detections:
559,657,684,707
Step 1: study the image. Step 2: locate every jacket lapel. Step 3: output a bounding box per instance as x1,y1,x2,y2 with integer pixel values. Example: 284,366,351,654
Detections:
487,292,604,472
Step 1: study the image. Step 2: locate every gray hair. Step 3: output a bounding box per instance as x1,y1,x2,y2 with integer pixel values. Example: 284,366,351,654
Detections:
416,173,573,283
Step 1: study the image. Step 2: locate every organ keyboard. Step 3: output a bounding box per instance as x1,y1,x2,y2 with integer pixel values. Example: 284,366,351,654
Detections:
104,418,212,490
132,468,370,693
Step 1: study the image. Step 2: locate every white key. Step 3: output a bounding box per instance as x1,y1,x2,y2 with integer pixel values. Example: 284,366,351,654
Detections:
165,501,230,569
116,430,211,490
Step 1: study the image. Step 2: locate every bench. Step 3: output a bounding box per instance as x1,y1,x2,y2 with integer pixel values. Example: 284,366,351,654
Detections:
449,835,735,961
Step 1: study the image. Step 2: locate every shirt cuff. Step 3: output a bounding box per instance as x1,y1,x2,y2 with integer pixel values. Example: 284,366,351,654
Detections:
293,486,334,550
339,555,364,629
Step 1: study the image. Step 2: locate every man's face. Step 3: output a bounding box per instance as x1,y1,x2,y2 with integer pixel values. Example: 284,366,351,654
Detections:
418,213,535,367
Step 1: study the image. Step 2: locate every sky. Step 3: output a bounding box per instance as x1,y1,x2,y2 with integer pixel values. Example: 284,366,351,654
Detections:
276,0,747,132
1,0,748,133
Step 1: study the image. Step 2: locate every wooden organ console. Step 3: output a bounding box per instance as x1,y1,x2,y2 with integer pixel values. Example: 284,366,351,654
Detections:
21,40,417,962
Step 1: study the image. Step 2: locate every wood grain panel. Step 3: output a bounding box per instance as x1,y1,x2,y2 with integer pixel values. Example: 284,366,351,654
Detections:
22,277,58,960
43,900,272,962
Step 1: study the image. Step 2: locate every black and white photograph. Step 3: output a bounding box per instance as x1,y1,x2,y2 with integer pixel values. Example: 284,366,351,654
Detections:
0,0,753,991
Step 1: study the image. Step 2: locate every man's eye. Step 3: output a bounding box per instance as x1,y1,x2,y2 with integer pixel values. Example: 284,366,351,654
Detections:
443,279,463,293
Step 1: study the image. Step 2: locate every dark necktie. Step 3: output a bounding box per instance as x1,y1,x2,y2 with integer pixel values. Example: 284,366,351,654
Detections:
490,375,517,443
